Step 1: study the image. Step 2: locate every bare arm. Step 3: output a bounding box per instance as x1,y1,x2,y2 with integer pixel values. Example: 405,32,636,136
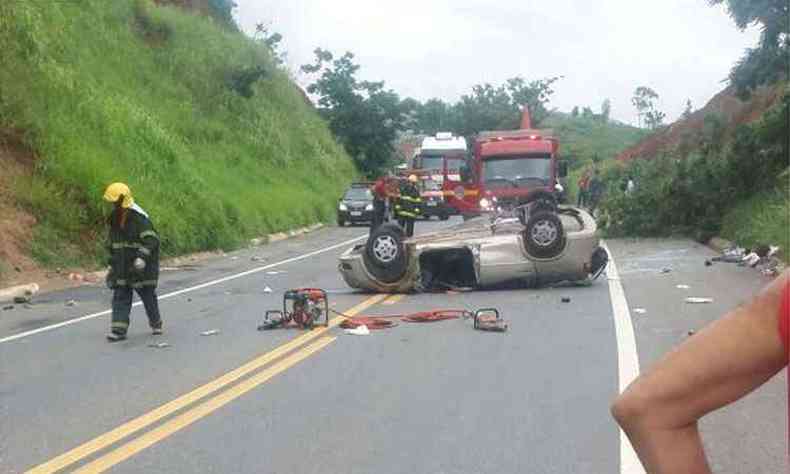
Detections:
612,271,789,474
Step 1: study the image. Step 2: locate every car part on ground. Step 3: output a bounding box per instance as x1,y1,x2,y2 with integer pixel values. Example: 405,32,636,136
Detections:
258,288,329,330
333,308,474,330
473,308,508,332
339,205,604,293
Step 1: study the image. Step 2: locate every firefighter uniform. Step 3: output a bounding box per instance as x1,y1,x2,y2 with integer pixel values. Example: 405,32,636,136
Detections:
103,183,162,341
395,175,422,237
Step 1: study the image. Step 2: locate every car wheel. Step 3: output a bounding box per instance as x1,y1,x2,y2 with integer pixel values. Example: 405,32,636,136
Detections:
338,219,345,227
363,223,409,284
523,211,566,259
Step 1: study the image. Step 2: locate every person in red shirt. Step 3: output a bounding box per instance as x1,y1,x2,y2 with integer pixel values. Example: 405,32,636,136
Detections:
370,176,399,232
612,270,789,473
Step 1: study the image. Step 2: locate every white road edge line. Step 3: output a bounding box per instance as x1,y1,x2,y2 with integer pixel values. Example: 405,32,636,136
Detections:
0,234,367,345
602,241,646,474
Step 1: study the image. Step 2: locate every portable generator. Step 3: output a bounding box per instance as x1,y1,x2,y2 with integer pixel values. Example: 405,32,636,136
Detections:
258,288,329,331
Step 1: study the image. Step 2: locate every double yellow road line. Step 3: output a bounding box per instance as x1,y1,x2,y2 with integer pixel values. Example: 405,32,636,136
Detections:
28,294,392,474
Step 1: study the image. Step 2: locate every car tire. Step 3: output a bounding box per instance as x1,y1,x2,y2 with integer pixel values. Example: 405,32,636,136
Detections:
363,223,409,284
338,219,345,227
523,211,566,259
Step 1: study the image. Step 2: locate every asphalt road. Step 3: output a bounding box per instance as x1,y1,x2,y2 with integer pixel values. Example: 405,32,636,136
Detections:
0,219,785,473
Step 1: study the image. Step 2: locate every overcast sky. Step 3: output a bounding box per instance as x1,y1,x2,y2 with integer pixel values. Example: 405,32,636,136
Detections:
234,0,759,125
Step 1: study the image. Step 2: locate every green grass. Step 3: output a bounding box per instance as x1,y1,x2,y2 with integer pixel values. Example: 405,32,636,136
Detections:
0,0,356,267
721,185,790,262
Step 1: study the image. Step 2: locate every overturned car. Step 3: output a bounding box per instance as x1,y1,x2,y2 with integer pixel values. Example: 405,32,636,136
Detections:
338,205,608,293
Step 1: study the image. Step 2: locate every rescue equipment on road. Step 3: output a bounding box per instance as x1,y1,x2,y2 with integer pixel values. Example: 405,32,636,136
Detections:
258,288,329,330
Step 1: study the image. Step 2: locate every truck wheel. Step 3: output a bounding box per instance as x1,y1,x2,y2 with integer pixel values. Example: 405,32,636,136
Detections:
363,223,409,284
523,211,566,259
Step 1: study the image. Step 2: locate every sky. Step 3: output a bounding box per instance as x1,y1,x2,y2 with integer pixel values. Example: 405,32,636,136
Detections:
233,0,760,126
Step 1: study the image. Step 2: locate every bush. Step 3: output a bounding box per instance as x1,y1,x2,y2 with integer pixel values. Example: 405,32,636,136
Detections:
601,88,788,242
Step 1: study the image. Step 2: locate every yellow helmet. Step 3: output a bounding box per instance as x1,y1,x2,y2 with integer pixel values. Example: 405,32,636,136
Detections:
408,174,418,183
103,182,134,208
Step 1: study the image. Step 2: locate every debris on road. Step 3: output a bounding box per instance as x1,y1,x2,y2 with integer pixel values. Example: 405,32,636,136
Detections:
344,325,370,336
251,256,266,262
65,299,78,307
263,286,273,293
266,271,284,275
633,308,647,315
561,297,571,303
148,342,170,348
676,285,690,290
705,260,713,267
473,309,508,332
13,296,30,304
661,267,672,274
3,305,14,311
687,330,696,336
685,297,713,304
200,329,220,336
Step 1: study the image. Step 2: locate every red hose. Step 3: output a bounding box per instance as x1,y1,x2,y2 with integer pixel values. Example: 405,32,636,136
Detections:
335,309,471,330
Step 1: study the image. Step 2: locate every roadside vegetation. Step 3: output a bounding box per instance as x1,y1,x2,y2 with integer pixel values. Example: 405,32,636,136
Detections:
0,0,355,268
598,0,788,256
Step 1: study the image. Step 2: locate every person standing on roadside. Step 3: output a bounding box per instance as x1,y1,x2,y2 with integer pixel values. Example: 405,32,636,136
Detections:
588,169,603,213
103,183,163,342
577,170,590,207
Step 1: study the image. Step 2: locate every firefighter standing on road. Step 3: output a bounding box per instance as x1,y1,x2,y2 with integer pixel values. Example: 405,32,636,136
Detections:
395,174,422,237
103,183,163,342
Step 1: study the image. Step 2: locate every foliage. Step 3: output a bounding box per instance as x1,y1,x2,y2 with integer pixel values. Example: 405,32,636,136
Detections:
253,22,286,67
708,0,789,98
301,49,405,177
601,89,788,241
721,185,790,260
0,0,355,266
631,86,665,129
600,99,612,122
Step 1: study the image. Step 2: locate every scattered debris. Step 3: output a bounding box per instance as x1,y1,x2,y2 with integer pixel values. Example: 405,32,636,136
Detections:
65,300,78,307
741,252,761,267
13,296,30,304
68,272,84,282
148,342,170,348
263,286,273,293
685,297,713,304
200,329,220,336
266,271,284,275
230,256,239,261
473,309,508,332
561,297,571,303
251,256,265,262
2,305,14,311
661,267,672,274
676,285,690,290
344,325,370,336
633,308,647,315
687,330,696,336
704,260,713,266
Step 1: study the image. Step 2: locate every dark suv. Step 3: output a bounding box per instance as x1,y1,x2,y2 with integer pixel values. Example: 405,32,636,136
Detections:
337,184,374,226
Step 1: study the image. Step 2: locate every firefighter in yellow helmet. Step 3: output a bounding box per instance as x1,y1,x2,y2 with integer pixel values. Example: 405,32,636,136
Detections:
103,183,162,342
394,174,422,237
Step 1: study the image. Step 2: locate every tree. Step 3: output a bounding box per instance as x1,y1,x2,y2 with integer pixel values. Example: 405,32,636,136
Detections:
505,76,562,126
682,99,694,119
632,86,661,129
645,109,666,130
571,106,580,117
254,23,286,67
207,0,238,29
301,49,405,177
708,0,789,98
600,99,611,122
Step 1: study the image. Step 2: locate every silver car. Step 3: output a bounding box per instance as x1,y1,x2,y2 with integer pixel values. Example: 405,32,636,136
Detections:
338,206,608,293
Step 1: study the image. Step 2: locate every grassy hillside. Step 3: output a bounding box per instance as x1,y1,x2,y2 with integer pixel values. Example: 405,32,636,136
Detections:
0,0,355,269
